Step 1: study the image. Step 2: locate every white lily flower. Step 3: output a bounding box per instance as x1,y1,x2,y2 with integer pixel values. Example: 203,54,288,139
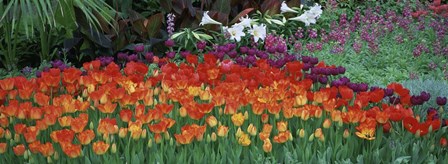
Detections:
238,15,253,28
281,1,298,14
288,11,316,26
308,3,323,19
249,24,267,42
199,11,222,26
227,25,245,42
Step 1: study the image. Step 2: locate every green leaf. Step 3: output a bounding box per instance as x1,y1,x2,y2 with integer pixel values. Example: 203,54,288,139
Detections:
146,13,164,38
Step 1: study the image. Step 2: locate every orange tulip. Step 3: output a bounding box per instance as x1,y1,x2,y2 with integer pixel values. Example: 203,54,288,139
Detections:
58,116,73,127
174,132,195,145
60,142,82,158
119,109,133,122
238,133,251,146
28,141,41,154
148,121,168,134
247,124,258,136
71,116,88,133
273,131,291,143
0,127,4,138
0,117,8,128
77,130,95,145
155,104,174,114
0,78,14,91
97,118,118,135
0,142,6,154
29,107,43,120
24,126,39,143
13,144,26,156
50,129,75,143
217,125,229,137
14,123,26,134
129,121,143,140
263,139,272,153
97,102,117,114
261,113,269,123
93,141,110,155
276,121,288,132
323,119,332,129
39,142,55,157
206,115,218,127
231,113,245,127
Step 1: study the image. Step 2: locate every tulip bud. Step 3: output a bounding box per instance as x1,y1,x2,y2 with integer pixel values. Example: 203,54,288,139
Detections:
169,138,174,146
314,128,323,138
164,131,170,140
5,130,11,140
235,127,243,138
343,129,350,138
206,116,218,127
289,133,293,141
211,132,217,142
110,143,117,153
179,107,187,117
308,134,315,141
318,135,325,142
206,134,211,143
298,129,305,138
261,114,269,123
147,139,153,148
14,134,20,143
244,111,249,120
89,122,94,130
247,124,258,136
323,119,331,129
54,151,59,160
141,129,147,139
24,150,29,160
47,156,53,163
219,108,223,116
154,134,162,144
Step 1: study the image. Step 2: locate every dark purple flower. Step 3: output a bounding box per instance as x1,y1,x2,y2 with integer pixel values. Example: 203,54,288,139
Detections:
134,44,145,53
36,71,42,78
21,66,33,75
180,51,190,58
310,57,318,65
420,91,431,101
127,54,138,62
145,52,154,63
358,83,369,92
389,96,401,105
164,39,175,47
247,49,256,56
240,46,248,54
436,97,447,106
228,50,238,58
302,56,310,63
117,52,128,60
51,60,64,68
337,66,346,74
384,88,394,97
318,76,328,84
196,41,207,50
166,51,176,59
245,55,256,64
235,57,244,65
411,95,423,105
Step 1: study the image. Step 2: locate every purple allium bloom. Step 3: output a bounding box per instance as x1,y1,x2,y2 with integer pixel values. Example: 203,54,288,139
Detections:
337,66,346,74
267,47,277,53
319,76,328,84
228,50,238,58
302,56,310,63
36,71,42,78
21,66,33,75
164,39,175,47
166,51,176,59
240,46,248,54
180,51,190,58
117,52,128,60
276,44,287,53
309,57,318,65
51,60,64,68
196,41,207,50
353,41,362,53
306,43,315,52
127,54,138,62
145,52,154,63
436,97,447,106
308,29,318,39
247,48,256,56
245,55,256,64
134,44,145,53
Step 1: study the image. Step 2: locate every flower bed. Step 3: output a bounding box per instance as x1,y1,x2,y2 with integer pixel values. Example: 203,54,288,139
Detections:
0,53,447,163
